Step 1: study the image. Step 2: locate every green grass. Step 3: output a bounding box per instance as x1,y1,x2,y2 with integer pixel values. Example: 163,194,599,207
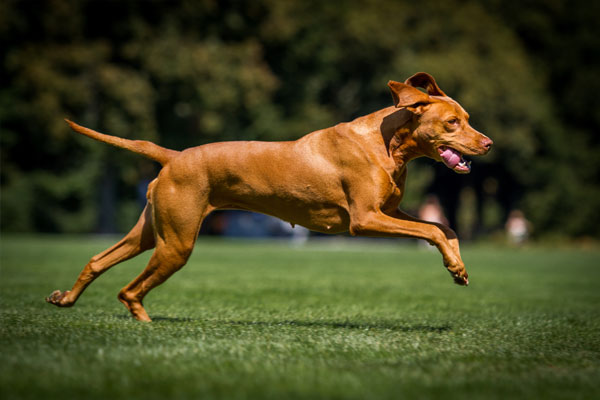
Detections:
1,235,599,400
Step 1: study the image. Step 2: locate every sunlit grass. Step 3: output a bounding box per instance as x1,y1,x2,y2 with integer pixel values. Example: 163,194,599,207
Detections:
1,235,599,399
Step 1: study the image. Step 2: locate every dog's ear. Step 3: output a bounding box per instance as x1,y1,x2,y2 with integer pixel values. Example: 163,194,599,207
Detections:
388,80,432,114
404,72,447,97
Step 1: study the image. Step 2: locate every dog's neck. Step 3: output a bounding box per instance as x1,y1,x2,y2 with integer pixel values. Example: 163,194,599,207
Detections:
337,106,426,183
377,107,424,178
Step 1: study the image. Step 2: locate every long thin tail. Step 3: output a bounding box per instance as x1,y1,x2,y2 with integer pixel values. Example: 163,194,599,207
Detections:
65,119,178,165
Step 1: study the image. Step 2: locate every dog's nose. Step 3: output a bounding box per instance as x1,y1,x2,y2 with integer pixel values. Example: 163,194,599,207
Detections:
482,137,493,151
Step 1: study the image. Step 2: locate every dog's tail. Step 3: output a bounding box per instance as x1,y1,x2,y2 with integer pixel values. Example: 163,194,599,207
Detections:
65,119,178,166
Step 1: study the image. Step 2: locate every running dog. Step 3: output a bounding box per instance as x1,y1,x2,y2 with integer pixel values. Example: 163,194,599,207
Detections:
47,72,492,321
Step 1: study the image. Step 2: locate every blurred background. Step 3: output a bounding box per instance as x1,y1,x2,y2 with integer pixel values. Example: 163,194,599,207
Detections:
1,0,598,243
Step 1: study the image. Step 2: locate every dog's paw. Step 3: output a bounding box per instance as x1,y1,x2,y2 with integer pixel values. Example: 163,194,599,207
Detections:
444,259,469,286
45,290,74,307
451,272,469,286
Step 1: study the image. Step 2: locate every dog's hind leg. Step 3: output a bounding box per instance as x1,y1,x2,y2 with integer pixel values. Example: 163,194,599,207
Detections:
117,240,193,322
46,204,156,308
117,185,212,322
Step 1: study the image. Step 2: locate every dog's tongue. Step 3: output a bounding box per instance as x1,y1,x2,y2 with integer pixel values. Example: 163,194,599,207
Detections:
439,147,462,168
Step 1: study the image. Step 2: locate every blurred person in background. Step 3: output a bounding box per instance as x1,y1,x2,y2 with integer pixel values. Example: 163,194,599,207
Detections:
505,209,531,245
418,195,449,248
418,195,449,226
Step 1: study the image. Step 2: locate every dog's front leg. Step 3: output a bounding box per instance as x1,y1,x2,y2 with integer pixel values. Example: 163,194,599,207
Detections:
388,209,467,285
349,209,468,285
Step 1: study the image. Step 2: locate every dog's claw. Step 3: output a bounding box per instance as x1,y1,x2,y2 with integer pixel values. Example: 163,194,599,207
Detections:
452,274,469,286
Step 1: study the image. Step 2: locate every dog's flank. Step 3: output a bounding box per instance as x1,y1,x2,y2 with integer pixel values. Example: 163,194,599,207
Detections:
48,73,492,321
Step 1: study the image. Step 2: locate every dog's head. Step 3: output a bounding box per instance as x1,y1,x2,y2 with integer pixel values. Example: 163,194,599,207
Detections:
388,72,492,174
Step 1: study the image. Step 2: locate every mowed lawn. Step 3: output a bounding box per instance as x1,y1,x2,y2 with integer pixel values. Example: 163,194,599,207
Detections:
0,235,599,400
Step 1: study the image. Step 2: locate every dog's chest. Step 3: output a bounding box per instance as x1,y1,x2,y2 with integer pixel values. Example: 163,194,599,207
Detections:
382,169,407,212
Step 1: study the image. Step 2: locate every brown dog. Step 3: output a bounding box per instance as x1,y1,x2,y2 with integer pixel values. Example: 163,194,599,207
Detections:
46,72,492,321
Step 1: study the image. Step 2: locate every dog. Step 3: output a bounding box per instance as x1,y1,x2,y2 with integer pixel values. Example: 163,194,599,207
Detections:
46,72,492,321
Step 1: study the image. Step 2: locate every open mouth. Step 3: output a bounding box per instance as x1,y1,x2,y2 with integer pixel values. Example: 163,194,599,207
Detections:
438,146,471,174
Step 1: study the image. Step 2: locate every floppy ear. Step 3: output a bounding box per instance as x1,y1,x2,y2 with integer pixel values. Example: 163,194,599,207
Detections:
404,72,447,97
388,80,432,113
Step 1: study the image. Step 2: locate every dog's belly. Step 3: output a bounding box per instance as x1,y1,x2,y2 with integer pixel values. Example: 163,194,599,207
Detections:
213,184,351,234
221,200,350,234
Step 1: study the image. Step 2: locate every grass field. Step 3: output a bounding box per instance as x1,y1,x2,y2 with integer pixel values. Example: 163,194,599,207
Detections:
1,235,599,400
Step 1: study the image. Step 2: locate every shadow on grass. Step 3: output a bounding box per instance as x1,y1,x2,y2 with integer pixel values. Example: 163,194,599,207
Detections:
114,314,195,323
115,314,451,333
225,319,452,333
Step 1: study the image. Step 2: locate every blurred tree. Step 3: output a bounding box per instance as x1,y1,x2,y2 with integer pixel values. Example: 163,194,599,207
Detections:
483,0,600,237
1,0,597,238
0,0,159,232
